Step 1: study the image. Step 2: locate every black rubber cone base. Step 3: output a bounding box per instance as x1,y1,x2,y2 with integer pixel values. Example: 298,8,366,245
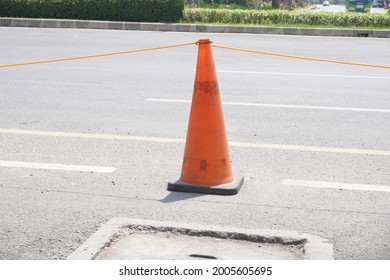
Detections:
167,176,244,196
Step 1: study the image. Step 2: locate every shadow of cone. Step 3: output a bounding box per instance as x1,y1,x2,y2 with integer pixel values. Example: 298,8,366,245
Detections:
167,39,244,195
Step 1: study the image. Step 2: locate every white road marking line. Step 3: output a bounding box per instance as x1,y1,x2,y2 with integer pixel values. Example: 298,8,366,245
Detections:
229,142,390,156
1,128,390,156
146,98,191,104
146,98,390,113
0,160,116,173
145,98,390,113
218,70,390,80
0,128,184,143
283,179,390,193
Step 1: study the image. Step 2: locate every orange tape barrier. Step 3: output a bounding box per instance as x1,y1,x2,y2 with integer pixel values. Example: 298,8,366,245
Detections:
212,44,390,69
1,40,389,69
0,42,196,68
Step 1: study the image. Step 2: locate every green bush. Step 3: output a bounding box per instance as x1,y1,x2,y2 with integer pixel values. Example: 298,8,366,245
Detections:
202,0,252,5
186,0,272,9
0,0,184,22
182,7,390,27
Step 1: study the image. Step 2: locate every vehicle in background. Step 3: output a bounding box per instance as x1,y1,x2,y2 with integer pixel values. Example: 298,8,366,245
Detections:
346,0,372,12
372,0,383,7
322,1,330,6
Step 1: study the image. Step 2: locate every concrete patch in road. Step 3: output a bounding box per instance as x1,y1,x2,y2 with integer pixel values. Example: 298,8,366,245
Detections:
67,218,333,260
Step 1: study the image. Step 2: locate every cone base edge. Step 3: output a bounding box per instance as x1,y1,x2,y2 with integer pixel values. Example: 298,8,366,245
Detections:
167,176,244,196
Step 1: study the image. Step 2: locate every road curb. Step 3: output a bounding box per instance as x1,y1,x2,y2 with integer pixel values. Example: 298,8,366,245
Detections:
67,218,334,260
1,17,389,38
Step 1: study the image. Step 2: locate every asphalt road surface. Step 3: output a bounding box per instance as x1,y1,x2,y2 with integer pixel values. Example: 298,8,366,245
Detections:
0,27,389,260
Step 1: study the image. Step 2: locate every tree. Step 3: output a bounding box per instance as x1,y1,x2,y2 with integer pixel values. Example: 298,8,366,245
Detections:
272,0,282,8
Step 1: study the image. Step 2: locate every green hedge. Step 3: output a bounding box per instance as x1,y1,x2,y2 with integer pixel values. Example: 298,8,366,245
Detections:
0,0,184,22
182,7,390,28
186,0,273,9
201,0,256,6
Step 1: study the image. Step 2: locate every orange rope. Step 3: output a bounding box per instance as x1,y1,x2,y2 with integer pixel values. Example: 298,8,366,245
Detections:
0,42,196,68
2,40,388,70
213,44,390,69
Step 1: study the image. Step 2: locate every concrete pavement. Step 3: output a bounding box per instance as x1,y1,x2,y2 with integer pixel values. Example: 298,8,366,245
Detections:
67,218,333,260
1,17,390,38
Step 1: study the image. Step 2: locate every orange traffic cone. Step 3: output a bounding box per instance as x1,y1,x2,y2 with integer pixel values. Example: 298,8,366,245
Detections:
167,39,244,195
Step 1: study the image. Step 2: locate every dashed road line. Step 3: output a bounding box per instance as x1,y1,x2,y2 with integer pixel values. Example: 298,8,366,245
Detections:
0,160,116,173
146,98,390,113
283,179,390,193
1,128,390,156
218,70,390,80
